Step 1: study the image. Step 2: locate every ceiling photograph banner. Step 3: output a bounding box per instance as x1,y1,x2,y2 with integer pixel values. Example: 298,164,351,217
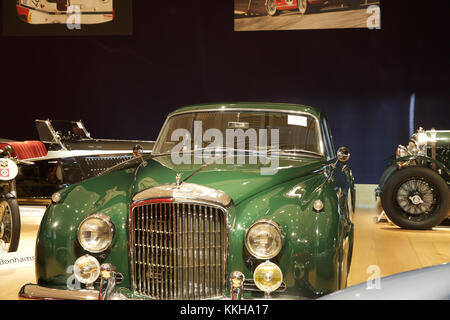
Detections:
234,0,381,31
2,0,133,36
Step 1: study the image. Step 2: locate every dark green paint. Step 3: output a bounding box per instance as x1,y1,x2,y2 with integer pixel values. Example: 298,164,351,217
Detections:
35,103,355,299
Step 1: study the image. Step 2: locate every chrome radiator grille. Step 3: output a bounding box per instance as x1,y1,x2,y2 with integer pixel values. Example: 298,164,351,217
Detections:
131,201,227,299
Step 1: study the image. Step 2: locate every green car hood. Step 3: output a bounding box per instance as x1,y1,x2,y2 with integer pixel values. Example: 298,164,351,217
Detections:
132,155,328,205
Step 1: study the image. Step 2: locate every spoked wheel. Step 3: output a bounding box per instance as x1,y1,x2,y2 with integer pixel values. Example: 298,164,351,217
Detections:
0,199,21,253
266,0,279,16
382,167,450,230
298,0,308,14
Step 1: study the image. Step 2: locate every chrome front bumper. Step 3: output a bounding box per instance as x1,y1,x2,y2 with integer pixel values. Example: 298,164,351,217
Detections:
19,284,100,300
20,267,282,300
19,283,298,300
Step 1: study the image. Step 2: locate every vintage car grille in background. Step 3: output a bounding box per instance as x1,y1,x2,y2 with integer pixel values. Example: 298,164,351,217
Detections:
436,146,450,167
131,201,227,299
77,155,134,179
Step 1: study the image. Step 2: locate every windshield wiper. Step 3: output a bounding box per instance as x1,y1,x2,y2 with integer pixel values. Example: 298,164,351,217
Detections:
268,149,322,157
101,154,152,176
151,147,259,157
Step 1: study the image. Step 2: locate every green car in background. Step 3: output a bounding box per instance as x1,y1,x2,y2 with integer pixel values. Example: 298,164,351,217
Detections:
377,128,450,230
20,102,356,300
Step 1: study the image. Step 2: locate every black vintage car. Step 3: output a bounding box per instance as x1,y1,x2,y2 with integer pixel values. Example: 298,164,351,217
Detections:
376,128,450,229
0,120,154,205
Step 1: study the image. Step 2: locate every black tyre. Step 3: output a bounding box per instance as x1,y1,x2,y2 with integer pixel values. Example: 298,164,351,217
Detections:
298,0,320,14
0,198,21,252
381,167,450,230
266,0,279,16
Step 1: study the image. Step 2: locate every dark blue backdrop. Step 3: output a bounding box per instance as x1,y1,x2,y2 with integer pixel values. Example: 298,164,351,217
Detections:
0,0,449,184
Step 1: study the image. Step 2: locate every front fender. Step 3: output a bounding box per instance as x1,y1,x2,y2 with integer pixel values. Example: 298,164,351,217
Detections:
35,168,137,290
229,170,345,298
378,163,398,191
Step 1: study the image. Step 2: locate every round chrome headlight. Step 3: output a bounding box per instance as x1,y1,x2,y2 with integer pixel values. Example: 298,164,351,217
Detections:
245,219,282,260
396,146,409,158
78,214,114,253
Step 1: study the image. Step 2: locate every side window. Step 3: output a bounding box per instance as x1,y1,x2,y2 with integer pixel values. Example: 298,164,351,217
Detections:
321,116,336,160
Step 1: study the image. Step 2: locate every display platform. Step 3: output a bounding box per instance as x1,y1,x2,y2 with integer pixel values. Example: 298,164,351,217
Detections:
0,202,449,300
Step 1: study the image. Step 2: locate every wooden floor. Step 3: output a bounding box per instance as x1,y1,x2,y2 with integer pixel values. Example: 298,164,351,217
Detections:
347,209,450,286
0,207,449,300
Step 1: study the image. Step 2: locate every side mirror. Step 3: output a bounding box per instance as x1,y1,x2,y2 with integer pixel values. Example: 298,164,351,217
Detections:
337,146,350,162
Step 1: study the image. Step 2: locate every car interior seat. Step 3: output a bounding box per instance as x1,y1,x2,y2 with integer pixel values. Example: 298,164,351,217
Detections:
7,141,48,160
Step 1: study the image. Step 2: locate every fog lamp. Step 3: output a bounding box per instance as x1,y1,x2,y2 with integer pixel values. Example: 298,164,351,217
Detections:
74,254,100,285
253,261,283,295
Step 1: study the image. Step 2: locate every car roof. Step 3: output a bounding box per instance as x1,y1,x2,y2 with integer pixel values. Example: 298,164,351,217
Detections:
169,102,323,119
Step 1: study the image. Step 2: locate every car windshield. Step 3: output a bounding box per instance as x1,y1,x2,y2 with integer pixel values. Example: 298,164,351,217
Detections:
153,110,324,157
36,120,89,143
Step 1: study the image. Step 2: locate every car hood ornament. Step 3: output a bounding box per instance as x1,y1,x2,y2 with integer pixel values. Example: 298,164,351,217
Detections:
175,173,183,187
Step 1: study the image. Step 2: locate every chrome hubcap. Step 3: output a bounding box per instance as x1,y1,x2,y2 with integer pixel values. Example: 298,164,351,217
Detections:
396,179,435,215
409,195,424,205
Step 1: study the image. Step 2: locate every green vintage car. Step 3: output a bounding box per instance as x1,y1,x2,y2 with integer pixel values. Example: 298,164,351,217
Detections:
377,128,450,229
20,102,355,300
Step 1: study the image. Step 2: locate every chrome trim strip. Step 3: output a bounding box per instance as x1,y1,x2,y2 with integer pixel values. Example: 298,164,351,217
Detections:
132,183,232,208
17,198,52,206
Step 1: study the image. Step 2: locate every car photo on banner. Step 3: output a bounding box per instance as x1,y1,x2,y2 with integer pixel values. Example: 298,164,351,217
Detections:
2,0,132,36
234,0,381,31
16,0,114,25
